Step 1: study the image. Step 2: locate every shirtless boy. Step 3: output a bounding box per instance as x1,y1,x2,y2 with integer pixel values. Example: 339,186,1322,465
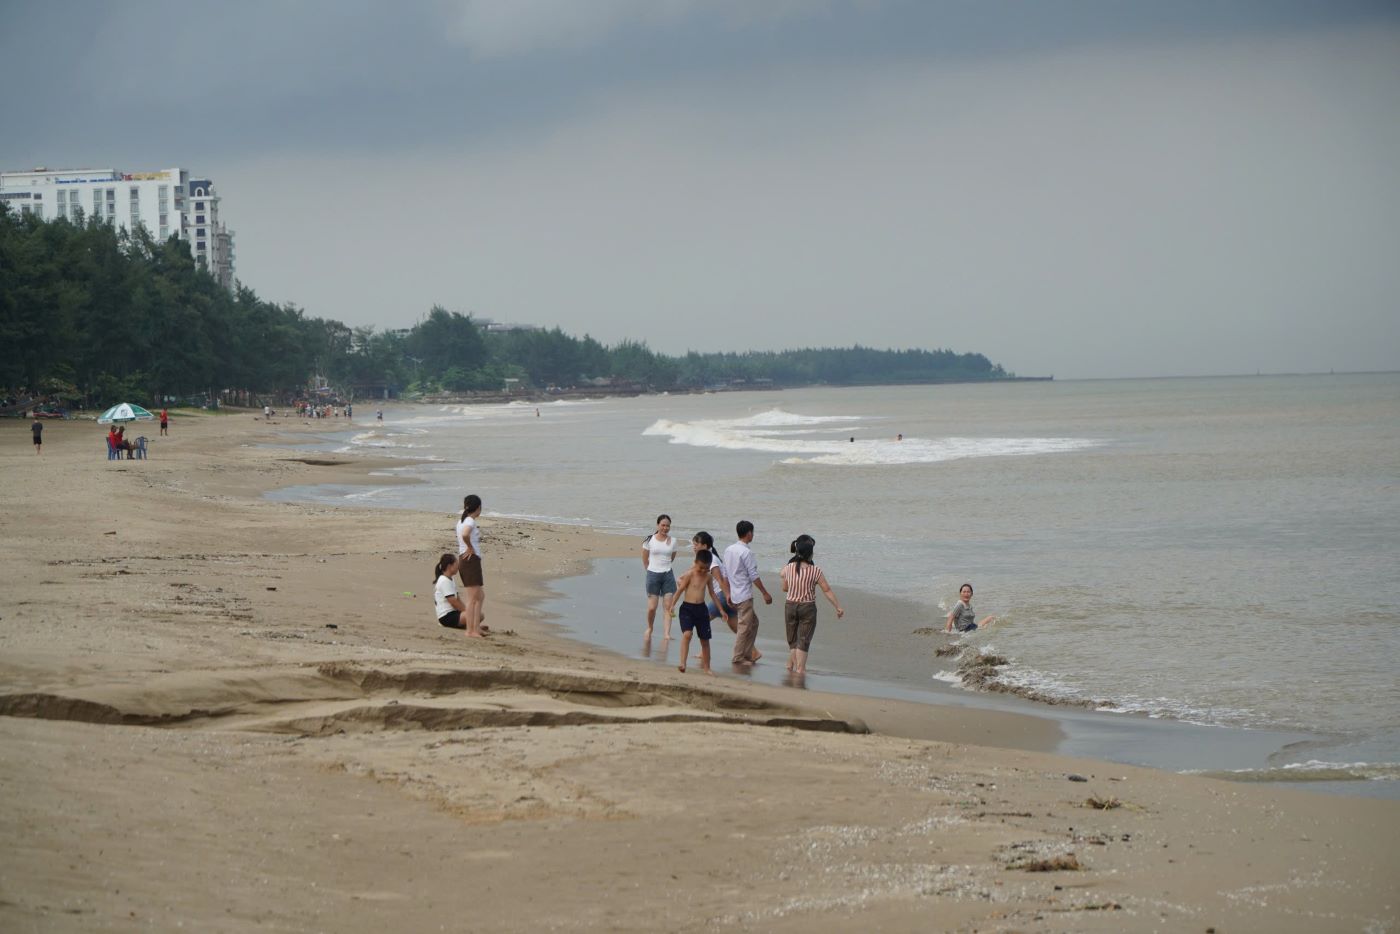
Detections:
665,550,716,675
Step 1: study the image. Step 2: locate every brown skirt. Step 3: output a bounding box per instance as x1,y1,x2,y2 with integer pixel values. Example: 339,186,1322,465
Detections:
458,554,484,587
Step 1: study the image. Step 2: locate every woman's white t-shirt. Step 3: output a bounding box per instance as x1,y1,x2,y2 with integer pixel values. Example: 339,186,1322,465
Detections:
434,574,459,618
643,534,677,573
456,515,481,556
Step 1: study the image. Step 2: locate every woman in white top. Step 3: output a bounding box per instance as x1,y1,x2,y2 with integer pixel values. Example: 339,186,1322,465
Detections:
432,554,478,634
456,494,488,637
642,514,679,638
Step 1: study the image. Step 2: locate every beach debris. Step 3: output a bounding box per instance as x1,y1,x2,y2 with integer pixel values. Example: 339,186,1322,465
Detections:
1017,854,1082,872
266,586,277,591
403,591,415,598
1084,795,1121,810
934,644,960,657
325,624,338,629
104,530,117,535
911,626,939,635
1067,774,1089,782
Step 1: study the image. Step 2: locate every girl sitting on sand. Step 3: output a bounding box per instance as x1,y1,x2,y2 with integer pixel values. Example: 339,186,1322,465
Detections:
433,554,472,633
779,534,844,675
945,583,997,633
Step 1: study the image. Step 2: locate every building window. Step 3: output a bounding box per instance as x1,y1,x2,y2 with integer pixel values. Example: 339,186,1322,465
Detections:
197,240,206,250
107,188,115,201
196,227,206,236
195,214,205,223
159,227,167,239
195,200,204,209
159,213,168,226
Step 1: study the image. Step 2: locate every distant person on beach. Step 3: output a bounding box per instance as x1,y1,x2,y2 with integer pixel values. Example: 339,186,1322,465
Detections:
642,514,679,638
723,520,773,665
691,531,734,632
346,404,352,419
159,408,169,436
109,426,135,458
31,417,42,454
664,550,717,675
456,494,488,637
780,535,844,675
432,554,476,633
264,405,273,420
946,583,997,633
376,410,383,422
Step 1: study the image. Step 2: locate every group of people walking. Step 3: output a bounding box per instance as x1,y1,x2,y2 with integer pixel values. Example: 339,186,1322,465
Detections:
428,494,993,681
644,516,844,676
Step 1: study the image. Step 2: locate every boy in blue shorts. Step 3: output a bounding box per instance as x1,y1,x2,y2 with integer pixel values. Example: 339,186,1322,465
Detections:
665,550,715,675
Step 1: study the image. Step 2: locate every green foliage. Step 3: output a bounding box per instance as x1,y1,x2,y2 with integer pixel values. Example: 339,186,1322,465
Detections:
1,204,1011,405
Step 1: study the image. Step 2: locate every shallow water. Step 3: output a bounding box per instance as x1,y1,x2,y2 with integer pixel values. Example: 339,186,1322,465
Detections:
270,373,1400,793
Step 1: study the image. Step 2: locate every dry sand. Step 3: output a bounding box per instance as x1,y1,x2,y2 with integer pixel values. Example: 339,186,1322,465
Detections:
1,412,1396,932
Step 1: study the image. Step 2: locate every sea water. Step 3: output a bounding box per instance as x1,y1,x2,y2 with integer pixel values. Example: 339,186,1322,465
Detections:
270,373,1400,792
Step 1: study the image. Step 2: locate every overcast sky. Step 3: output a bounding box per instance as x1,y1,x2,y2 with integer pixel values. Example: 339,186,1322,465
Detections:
4,0,1399,378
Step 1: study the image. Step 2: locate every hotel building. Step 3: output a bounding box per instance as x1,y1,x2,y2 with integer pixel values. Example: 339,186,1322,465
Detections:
0,165,236,290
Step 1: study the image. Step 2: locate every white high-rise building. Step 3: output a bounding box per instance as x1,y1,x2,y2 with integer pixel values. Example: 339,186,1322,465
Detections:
0,165,236,290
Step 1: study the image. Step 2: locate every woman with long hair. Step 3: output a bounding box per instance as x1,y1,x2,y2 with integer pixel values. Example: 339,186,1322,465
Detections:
456,494,488,637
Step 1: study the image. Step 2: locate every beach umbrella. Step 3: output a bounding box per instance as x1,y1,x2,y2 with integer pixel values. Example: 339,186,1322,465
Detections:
97,402,157,425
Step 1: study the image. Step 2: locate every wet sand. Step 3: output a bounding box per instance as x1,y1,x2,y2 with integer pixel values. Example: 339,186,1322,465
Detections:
1,411,1396,932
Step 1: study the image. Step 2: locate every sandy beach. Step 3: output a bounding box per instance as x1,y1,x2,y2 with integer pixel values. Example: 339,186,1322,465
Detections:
1,411,1396,932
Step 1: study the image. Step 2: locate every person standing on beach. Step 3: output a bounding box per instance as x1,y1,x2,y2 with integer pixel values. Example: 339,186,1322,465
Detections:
642,514,679,638
779,535,844,675
946,583,997,633
31,417,43,454
723,520,772,665
691,531,733,632
664,550,717,675
456,494,488,637
159,409,169,436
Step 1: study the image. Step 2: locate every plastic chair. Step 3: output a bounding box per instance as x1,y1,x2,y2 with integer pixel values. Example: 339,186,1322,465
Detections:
106,436,121,461
134,436,149,459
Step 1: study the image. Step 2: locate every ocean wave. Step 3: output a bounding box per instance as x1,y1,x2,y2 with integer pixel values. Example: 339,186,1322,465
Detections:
789,436,1098,466
1186,761,1400,783
644,408,1098,464
943,646,1261,725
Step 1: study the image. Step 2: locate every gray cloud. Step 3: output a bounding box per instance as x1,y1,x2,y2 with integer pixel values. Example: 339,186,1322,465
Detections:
5,1,1399,377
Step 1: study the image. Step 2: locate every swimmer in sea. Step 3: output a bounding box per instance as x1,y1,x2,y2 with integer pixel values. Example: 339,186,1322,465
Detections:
945,583,997,633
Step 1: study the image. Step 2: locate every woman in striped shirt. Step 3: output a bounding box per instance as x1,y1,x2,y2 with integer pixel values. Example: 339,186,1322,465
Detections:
779,534,844,675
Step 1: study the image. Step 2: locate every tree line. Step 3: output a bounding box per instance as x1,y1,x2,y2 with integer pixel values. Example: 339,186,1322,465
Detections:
0,206,1009,407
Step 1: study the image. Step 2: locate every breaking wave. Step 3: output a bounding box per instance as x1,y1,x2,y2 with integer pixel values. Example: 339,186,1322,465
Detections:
643,408,1098,465
1187,761,1400,783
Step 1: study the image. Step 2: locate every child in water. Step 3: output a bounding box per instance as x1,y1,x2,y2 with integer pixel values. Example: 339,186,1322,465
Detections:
665,550,716,675
946,583,997,633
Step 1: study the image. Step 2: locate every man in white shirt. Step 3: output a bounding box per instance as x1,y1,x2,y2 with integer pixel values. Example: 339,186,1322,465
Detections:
722,520,773,665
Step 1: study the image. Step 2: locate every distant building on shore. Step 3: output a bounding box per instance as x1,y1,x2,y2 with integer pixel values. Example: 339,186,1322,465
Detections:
0,165,236,290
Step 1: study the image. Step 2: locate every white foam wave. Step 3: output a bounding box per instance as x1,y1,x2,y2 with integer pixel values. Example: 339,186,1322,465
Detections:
645,411,1098,465
1186,761,1400,783
985,660,1260,728
723,408,864,428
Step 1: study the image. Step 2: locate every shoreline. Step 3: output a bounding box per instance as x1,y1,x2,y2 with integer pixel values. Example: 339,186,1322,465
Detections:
2,413,1396,931
262,412,1389,795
